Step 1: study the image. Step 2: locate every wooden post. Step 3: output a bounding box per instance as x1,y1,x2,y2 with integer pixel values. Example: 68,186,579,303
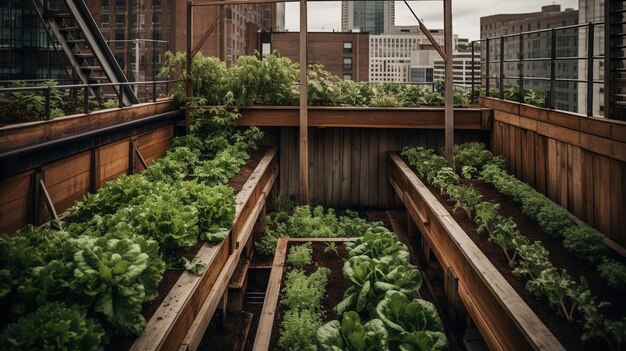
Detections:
443,0,454,167
298,0,309,203
185,1,193,130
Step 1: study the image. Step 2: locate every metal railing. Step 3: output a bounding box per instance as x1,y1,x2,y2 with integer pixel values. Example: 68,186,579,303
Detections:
471,21,605,117
0,80,181,121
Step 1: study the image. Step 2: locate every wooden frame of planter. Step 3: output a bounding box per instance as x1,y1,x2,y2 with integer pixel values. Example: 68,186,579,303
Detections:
131,148,278,351
387,152,564,351
252,237,357,351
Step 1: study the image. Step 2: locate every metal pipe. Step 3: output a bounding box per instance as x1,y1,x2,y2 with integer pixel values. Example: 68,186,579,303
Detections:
550,28,556,109
587,22,594,117
499,35,504,100
519,33,524,103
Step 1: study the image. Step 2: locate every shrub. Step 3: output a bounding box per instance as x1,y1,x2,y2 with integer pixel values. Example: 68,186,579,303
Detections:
287,242,313,268
536,205,574,238
597,258,626,292
563,226,607,262
520,194,550,221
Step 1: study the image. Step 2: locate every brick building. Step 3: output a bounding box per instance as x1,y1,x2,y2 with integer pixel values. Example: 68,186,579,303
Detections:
259,32,369,82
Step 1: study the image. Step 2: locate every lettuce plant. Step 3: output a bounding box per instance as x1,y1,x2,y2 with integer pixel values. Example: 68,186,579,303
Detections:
375,291,447,351
0,302,105,351
317,311,388,351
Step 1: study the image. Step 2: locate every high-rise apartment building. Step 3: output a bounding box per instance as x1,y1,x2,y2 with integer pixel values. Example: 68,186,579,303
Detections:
577,0,604,116
433,52,481,88
369,31,466,84
480,5,579,112
341,1,394,35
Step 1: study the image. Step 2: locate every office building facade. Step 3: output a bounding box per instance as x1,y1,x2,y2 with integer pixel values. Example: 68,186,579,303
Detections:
341,1,394,35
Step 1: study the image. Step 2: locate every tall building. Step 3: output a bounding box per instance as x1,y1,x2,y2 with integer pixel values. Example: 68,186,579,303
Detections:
259,32,369,81
0,0,72,81
577,0,604,116
480,5,579,113
369,31,463,84
341,1,394,34
274,3,285,32
433,52,481,88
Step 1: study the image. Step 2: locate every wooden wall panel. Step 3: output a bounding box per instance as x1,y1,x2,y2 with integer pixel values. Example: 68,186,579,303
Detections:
271,127,482,209
0,124,174,233
489,100,626,248
0,172,31,233
41,152,92,222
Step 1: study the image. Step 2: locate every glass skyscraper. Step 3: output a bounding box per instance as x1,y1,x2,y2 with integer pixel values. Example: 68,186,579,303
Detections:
341,0,394,35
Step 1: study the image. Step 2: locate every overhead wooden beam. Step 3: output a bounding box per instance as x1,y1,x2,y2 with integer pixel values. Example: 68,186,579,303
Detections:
443,0,454,166
299,0,309,203
403,0,447,62
191,8,226,58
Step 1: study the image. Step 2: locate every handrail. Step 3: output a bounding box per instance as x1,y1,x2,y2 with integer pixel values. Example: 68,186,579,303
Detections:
470,21,605,118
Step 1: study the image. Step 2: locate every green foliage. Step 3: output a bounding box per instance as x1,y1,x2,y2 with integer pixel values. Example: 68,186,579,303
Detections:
448,185,483,218
0,302,105,351
488,217,523,264
102,99,118,109
401,147,447,183
287,243,313,268
597,258,626,293
281,267,330,312
375,291,447,351
279,309,323,351
370,93,402,107
526,268,586,322
536,205,574,239
317,311,388,351
324,242,339,257
453,142,505,174
512,241,552,280
72,237,163,334
271,194,296,213
473,202,501,236
562,226,607,262
256,206,381,255
346,227,410,265
432,167,459,195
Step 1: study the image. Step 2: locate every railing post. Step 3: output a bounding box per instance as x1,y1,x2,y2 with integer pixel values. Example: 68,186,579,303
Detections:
587,22,594,117
471,41,475,102
44,87,51,120
486,38,490,96
519,33,524,103
550,28,556,109
83,86,89,114
119,83,124,109
499,35,504,100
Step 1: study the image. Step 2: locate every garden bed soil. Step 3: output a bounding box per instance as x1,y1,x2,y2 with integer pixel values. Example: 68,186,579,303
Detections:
105,148,267,351
403,158,624,351
198,311,253,351
268,242,351,351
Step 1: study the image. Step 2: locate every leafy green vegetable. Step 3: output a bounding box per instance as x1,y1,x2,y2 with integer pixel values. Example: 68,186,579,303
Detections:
562,226,607,262
597,258,626,293
287,243,313,268
317,311,388,351
279,308,323,351
0,302,105,351
281,267,330,312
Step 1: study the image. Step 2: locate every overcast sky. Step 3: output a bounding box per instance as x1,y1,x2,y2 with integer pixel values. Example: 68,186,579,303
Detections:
285,0,579,41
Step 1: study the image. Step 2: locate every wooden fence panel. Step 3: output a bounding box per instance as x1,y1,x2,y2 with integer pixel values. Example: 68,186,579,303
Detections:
487,98,626,247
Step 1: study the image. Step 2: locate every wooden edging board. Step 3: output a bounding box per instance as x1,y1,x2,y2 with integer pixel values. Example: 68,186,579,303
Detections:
387,152,565,351
252,237,358,351
130,148,278,351
230,106,493,130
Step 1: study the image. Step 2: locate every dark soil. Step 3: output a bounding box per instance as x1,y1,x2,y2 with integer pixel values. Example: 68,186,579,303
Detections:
268,242,351,351
105,148,267,351
405,160,623,351
198,311,253,351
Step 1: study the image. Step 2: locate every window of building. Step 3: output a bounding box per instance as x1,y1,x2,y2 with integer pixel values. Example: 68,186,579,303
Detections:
115,32,124,48
102,0,109,11
116,0,124,8
102,15,109,28
343,57,352,71
116,14,124,27
152,13,161,26
343,74,352,81
343,41,353,54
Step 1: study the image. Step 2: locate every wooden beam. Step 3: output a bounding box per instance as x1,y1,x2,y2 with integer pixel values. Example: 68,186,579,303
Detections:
185,1,193,129
403,0,447,62
443,0,454,166
298,0,309,203
191,8,226,58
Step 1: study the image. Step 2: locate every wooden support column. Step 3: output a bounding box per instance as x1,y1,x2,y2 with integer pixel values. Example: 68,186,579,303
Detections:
298,0,309,203
185,1,193,129
443,0,454,166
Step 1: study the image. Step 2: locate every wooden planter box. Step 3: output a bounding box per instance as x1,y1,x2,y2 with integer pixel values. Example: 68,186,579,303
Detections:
130,148,278,351
251,237,356,351
387,152,564,351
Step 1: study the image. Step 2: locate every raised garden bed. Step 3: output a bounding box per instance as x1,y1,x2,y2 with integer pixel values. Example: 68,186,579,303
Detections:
252,237,357,351
128,147,278,351
388,152,564,351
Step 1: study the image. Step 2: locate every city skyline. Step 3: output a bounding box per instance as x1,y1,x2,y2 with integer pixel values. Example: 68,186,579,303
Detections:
285,0,579,40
